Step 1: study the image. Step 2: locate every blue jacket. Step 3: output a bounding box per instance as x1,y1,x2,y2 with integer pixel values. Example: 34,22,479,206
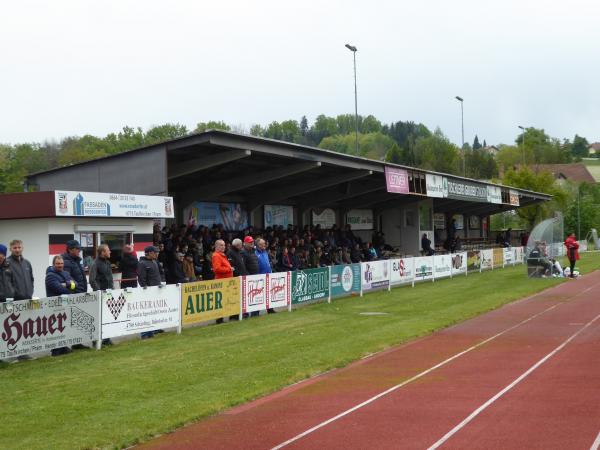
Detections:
45,267,75,297
62,252,88,293
256,248,272,274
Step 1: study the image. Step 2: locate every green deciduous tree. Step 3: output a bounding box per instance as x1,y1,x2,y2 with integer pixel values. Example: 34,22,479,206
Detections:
194,121,231,133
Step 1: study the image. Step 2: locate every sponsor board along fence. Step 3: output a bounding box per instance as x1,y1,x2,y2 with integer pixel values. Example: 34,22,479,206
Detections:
4,245,567,359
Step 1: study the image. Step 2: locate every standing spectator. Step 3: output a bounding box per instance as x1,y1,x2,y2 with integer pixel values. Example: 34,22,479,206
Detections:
118,245,138,288
8,239,34,300
227,238,247,277
241,236,259,275
168,252,186,284
137,246,165,339
182,253,196,282
89,244,114,291
45,255,76,356
256,238,276,314
564,233,580,278
0,245,17,302
62,240,88,293
212,239,233,279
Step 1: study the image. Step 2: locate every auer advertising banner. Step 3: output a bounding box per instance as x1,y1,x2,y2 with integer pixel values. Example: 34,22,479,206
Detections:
414,256,434,281
447,180,488,202
425,174,448,198
434,254,452,279
346,209,374,230
291,268,329,304
101,286,180,339
266,272,291,309
451,252,468,275
330,264,361,297
361,260,390,291
481,249,494,270
390,258,414,285
264,205,294,228
241,274,267,313
182,278,240,325
55,191,174,218
385,167,409,194
0,293,99,358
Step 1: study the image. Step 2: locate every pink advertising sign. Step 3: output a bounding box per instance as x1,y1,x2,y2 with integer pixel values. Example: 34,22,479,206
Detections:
385,167,409,194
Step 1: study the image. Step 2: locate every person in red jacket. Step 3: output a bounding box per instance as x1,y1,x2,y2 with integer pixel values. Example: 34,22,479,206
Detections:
564,233,580,278
212,239,233,279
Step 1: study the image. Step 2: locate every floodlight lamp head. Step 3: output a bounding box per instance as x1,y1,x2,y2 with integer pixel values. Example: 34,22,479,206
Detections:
455,96,463,102
345,44,357,52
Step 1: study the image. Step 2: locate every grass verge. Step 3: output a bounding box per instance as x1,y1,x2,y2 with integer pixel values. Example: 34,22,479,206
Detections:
2,253,599,449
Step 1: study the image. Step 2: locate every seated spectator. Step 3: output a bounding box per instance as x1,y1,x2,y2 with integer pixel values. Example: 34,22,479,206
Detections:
421,233,435,256
350,243,362,263
183,253,196,282
289,246,300,271
278,247,294,271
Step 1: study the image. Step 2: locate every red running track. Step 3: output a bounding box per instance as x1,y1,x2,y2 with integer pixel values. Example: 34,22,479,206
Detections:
139,272,600,450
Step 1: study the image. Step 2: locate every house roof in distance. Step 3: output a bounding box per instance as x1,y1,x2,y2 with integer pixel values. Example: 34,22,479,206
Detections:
531,163,596,184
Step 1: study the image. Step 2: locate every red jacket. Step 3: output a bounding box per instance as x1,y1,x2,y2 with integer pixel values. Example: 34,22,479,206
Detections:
212,251,233,279
564,236,580,261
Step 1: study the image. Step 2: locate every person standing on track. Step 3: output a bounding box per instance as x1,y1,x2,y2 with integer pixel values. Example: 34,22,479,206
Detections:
564,233,580,278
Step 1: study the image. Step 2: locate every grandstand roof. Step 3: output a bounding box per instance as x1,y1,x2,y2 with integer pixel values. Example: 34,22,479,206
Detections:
27,130,551,219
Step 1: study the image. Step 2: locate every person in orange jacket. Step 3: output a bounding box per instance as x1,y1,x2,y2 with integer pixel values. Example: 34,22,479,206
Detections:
212,239,233,279
564,233,580,278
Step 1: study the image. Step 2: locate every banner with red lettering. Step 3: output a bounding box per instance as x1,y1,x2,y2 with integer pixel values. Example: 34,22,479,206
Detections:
242,274,267,314
266,272,291,309
0,293,100,359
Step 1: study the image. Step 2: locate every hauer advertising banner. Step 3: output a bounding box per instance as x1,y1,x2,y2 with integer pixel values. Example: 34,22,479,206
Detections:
390,258,414,285
451,252,468,275
361,260,390,291
0,293,100,358
291,268,330,304
330,264,361,297
266,272,291,309
181,278,240,325
413,256,434,281
241,274,267,314
433,254,452,279
101,286,180,339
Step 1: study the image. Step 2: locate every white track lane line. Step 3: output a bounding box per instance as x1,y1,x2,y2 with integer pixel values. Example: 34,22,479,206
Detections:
270,303,560,450
590,430,600,450
428,312,600,450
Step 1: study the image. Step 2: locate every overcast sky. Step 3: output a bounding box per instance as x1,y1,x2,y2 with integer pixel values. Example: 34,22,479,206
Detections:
2,0,599,147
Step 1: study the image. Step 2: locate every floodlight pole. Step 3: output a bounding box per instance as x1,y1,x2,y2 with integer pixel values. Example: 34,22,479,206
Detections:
345,44,359,156
455,96,464,176
518,125,526,165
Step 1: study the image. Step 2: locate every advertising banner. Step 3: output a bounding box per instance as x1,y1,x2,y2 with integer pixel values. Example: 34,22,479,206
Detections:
101,286,180,339
467,250,481,272
184,202,248,230
264,205,294,228
447,179,488,202
493,248,504,267
266,272,291,309
579,240,588,252
434,254,452,279
509,190,520,206
486,185,502,204
241,274,267,314
451,252,468,275
503,248,514,266
182,278,240,325
291,268,330,304
330,264,361,297
385,167,409,194
346,209,374,230
481,249,494,270
390,258,414,285
0,293,100,358
361,260,390,291
413,256,434,281
312,208,336,228
434,213,446,229
55,191,174,218
425,174,448,198
452,214,464,230
513,246,524,264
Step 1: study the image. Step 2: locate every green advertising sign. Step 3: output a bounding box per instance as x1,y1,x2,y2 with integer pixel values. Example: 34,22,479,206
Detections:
330,264,361,297
291,267,330,304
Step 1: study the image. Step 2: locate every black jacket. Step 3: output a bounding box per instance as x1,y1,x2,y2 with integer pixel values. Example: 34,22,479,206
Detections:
241,248,259,275
0,261,17,302
89,257,114,291
168,260,186,284
62,252,88,293
45,266,74,297
118,253,139,288
7,255,34,300
227,248,247,277
137,256,165,287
